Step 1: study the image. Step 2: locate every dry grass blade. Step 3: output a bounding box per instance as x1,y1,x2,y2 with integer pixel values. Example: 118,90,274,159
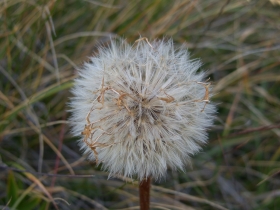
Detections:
152,186,228,210
22,173,58,210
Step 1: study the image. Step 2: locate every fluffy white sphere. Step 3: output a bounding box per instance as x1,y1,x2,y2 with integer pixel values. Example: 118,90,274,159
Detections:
70,38,216,181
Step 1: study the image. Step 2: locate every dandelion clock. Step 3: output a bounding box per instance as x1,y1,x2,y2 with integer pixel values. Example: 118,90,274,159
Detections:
69,38,216,209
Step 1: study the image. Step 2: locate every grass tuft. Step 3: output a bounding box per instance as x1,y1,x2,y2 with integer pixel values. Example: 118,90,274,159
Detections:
1,0,280,209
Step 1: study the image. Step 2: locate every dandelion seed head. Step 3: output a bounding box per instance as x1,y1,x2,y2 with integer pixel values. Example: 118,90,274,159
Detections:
69,38,216,181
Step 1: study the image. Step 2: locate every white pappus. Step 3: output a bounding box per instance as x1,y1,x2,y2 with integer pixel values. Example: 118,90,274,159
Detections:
69,38,216,181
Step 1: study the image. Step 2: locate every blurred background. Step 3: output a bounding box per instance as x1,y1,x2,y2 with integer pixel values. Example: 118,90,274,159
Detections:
1,0,280,209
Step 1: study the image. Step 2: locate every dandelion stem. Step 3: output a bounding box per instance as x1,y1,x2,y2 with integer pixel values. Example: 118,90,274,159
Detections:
139,177,151,210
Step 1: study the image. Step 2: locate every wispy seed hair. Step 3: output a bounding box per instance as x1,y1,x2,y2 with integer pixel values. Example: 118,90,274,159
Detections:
69,38,216,181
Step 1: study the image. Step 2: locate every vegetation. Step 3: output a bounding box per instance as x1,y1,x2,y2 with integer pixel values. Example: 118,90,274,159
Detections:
1,0,280,209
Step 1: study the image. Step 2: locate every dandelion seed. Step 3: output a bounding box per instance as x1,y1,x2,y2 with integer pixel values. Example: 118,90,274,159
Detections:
69,38,216,181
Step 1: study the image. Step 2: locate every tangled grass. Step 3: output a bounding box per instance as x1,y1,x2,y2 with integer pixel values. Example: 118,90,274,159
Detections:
1,0,280,209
